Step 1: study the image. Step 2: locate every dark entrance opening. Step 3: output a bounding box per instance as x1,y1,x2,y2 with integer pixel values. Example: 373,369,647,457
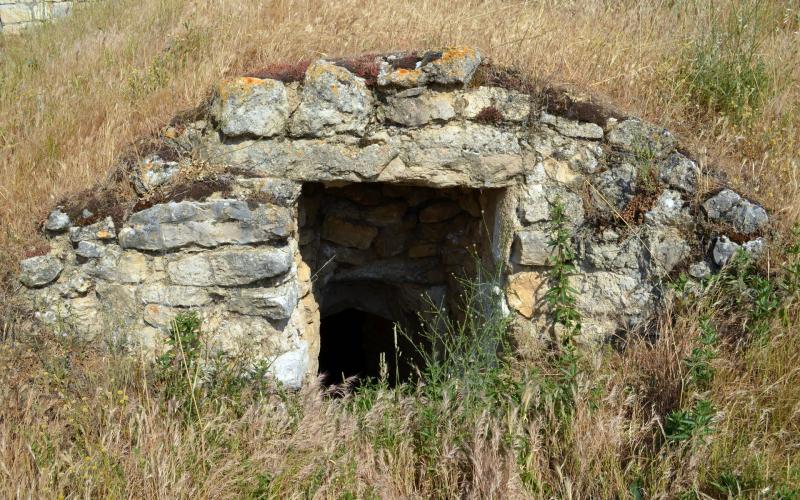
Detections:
300,181,506,389
318,308,419,387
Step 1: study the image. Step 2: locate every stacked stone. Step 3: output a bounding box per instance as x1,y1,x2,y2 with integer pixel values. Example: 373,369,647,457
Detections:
0,0,83,33
17,46,770,387
299,183,483,290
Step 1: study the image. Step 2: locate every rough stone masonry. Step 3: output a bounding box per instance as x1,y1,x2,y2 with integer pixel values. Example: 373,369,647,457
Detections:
16,47,770,387
0,0,86,33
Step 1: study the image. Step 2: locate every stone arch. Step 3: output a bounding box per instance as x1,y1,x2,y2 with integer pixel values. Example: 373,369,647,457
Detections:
16,46,770,388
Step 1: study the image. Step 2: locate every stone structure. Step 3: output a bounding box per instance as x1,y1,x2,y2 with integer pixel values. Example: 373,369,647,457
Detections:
0,0,85,33
16,47,769,387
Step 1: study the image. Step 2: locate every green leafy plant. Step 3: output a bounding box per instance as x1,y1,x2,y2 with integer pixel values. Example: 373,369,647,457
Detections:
684,317,718,388
545,198,581,341
665,398,716,443
545,198,583,412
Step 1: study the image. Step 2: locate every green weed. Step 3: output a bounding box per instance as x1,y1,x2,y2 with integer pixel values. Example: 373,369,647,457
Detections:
665,398,716,443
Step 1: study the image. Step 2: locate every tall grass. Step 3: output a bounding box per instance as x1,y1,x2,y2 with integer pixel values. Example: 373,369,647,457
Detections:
678,0,773,124
2,0,800,497
3,226,800,497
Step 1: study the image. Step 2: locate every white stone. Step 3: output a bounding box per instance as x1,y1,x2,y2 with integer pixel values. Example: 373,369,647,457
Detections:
270,341,309,389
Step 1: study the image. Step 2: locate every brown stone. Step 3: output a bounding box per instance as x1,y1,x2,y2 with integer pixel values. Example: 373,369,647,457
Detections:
458,194,482,217
419,201,462,223
363,201,407,226
321,215,378,249
506,272,548,319
408,242,439,258
418,214,470,242
374,227,407,257
381,184,434,207
320,242,375,265
326,184,383,205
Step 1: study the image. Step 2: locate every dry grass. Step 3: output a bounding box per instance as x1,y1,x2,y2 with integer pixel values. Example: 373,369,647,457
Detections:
1,0,800,497
2,266,799,498
0,0,798,280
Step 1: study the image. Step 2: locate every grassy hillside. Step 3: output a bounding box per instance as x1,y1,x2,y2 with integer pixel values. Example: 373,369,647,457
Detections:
1,0,799,497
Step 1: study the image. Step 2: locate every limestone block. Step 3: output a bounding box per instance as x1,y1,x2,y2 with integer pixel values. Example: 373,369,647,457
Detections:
45,209,71,232
540,112,603,140
383,90,456,127
529,127,603,174
327,183,384,206
646,227,690,275
143,304,181,329
270,341,309,389
378,47,481,87
712,235,740,266
0,4,34,24
591,163,636,212
407,241,438,258
205,122,525,188
166,253,214,286
85,246,149,283
703,189,768,235
140,284,211,307
570,271,653,330
75,240,103,258
290,61,373,137
606,119,677,158
320,242,375,266
689,261,712,279
462,86,530,122
712,236,763,267
513,230,555,266
207,138,399,184
95,283,138,317
376,123,524,187
644,190,690,227
214,77,289,138
63,272,92,297
518,184,550,224
48,2,72,18
583,236,642,273
423,47,482,85
659,153,699,193
19,255,63,288
206,246,293,286
227,281,298,320
373,227,407,257
330,257,444,284
234,177,303,207
119,200,291,251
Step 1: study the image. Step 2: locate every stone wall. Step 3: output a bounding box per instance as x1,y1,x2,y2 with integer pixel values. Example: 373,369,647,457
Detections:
16,46,770,388
0,0,85,33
